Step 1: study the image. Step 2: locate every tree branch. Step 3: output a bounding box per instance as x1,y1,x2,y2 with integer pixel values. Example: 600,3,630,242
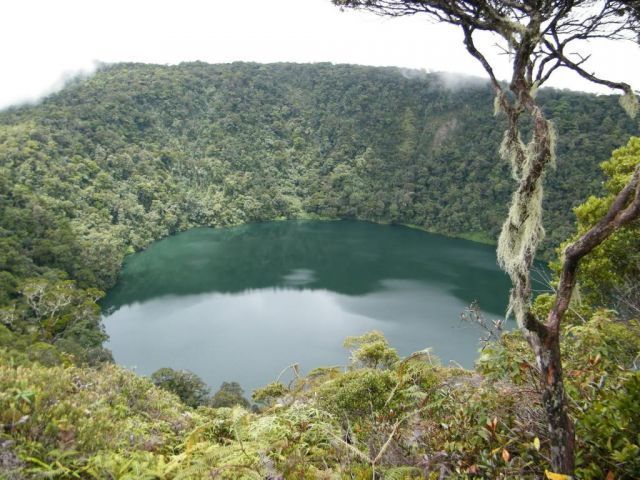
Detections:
543,38,634,95
462,25,505,96
547,164,640,332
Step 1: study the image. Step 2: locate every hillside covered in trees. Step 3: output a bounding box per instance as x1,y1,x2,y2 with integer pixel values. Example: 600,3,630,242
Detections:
1,63,639,478
1,62,636,291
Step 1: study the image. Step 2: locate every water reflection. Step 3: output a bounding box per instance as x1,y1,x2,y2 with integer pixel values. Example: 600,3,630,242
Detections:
103,220,511,391
103,220,509,313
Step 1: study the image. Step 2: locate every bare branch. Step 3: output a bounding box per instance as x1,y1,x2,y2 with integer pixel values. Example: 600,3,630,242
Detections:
462,25,505,96
543,39,634,95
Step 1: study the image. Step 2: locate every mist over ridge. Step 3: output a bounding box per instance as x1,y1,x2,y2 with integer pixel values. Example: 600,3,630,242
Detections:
1,60,619,113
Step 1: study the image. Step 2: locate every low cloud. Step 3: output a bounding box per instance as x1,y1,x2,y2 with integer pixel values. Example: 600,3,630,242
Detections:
430,71,489,90
398,67,489,90
0,62,100,111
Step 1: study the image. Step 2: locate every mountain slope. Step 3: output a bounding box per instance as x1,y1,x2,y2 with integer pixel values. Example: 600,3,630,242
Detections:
0,62,636,337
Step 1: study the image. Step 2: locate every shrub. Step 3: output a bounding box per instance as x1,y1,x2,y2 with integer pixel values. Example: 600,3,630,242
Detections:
209,381,251,409
344,330,399,369
150,367,210,408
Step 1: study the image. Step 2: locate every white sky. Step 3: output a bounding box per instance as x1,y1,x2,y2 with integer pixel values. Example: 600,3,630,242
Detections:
1,0,639,110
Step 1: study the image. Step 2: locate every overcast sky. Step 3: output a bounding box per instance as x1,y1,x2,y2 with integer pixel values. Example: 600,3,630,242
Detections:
1,0,639,109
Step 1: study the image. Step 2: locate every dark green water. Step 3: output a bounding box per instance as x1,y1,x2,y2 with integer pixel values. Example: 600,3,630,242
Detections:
102,220,511,392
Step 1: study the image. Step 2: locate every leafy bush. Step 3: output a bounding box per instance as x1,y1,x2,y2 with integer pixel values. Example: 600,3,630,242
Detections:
576,372,640,479
344,330,400,369
209,381,251,409
317,368,397,420
150,367,210,408
251,382,289,408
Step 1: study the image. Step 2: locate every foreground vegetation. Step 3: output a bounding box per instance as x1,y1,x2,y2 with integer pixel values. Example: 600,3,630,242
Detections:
1,312,638,478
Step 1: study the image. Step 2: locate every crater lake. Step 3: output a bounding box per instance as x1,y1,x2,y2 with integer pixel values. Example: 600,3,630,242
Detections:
102,220,512,392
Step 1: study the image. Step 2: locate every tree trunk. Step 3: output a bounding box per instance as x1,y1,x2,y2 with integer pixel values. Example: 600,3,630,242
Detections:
536,163,640,474
538,331,575,474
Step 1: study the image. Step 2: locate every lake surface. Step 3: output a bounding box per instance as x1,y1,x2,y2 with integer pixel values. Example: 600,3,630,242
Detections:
102,220,511,393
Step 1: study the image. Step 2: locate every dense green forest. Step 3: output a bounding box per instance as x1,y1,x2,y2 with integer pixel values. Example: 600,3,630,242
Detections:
1,63,639,478
1,63,636,289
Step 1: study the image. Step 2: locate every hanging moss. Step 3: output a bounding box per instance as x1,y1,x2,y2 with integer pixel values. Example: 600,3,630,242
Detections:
619,90,639,119
496,111,556,329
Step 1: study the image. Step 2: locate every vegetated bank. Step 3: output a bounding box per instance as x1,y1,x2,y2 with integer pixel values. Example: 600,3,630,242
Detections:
0,63,639,478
